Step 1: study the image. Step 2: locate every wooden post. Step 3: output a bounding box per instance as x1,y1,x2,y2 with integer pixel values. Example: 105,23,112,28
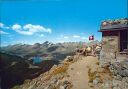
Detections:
127,30,128,54
127,30,128,49
118,31,120,52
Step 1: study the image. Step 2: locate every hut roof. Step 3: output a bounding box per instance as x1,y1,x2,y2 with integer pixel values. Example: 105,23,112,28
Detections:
99,18,128,32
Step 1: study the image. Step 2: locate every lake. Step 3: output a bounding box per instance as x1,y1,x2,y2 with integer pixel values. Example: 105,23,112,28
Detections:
32,56,43,64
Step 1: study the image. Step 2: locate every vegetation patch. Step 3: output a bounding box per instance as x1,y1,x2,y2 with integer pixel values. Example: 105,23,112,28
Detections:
95,62,99,65
52,65,68,75
88,66,113,84
88,68,97,83
43,62,70,82
11,85,20,89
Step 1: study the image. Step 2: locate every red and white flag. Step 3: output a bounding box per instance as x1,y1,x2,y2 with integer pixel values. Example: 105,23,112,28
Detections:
89,35,94,40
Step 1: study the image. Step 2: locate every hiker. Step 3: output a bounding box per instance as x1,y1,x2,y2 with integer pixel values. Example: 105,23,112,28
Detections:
86,46,92,56
75,46,79,54
82,47,87,56
95,44,102,59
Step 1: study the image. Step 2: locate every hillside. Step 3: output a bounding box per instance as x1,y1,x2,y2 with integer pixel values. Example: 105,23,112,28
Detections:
0,52,59,89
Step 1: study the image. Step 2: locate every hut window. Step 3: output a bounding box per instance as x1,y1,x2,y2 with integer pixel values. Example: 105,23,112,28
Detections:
120,30,128,52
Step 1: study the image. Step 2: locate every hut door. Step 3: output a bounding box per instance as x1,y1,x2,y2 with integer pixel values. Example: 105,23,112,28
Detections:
120,30,128,52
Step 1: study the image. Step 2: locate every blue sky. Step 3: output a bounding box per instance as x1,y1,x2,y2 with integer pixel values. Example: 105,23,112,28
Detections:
0,0,127,46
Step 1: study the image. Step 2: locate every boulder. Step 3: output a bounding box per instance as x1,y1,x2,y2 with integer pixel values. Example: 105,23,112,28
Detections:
64,56,74,62
110,60,128,77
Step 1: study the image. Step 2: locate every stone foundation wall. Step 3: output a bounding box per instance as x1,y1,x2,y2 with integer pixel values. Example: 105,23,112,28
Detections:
100,36,119,67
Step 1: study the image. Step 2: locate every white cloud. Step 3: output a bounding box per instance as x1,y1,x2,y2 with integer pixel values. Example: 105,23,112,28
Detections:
12,24,33,35
0,30,9,34
60,34,69,39
0,23,52,36
0,23,10,29
73,35,80,38
63,36,69,39
81,37,88,40
11,24,52,35
0,23,4,28
40,34,44,37
23,24,52,33
12,24,21,30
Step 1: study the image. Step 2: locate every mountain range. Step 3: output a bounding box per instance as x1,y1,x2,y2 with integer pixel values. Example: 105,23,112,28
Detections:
0,40,100,89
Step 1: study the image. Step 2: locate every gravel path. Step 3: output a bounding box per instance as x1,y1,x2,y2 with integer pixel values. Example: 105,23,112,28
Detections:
67,56,98,89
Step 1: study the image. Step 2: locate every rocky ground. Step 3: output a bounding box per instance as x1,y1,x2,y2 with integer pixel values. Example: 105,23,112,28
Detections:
11,54,126,89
